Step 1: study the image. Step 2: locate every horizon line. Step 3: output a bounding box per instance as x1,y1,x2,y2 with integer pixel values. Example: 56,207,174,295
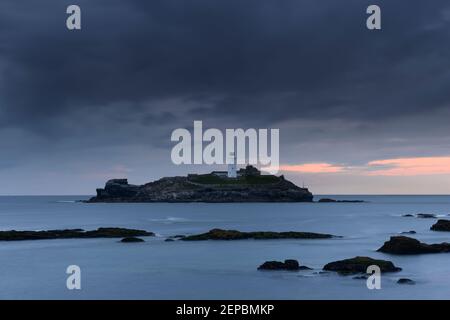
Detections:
1,194,450,197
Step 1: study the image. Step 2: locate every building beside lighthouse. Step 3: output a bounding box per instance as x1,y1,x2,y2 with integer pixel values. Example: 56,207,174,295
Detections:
211,163,261,179
210,152,238,178
210,152,263,179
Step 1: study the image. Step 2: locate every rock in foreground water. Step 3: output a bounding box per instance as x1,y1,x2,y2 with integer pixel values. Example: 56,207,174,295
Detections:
258,259,309,271
430,219,450,232
400,231,416,235
323,256,401,274
377,236,450,254
0,228,154,241
397,278,415,285
181,228,335,241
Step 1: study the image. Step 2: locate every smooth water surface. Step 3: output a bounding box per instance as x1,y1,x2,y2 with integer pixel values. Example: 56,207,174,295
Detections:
0,195,449,299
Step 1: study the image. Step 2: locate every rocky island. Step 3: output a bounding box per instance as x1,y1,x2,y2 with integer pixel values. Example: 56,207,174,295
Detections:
87,166,313,203
180,228,336,240
0,228,153,241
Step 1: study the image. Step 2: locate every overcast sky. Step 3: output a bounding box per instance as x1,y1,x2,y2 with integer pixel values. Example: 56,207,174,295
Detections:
1,0,450,195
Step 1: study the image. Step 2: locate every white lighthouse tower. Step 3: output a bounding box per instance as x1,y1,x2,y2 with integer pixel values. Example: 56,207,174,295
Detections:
227,151,237,178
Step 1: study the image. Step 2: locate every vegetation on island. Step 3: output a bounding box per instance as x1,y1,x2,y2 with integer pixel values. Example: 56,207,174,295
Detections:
187,173,281,185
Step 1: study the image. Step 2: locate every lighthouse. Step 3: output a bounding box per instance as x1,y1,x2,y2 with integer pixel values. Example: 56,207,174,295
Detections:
227,152,237,178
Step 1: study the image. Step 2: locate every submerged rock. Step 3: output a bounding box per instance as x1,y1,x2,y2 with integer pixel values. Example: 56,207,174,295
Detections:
318,198,364,203
377,236,450,254
397,278,415,285
430,219,450,232
121,237,145,243
416,213,437,219
403,213,437,218
258,259,304,271
298,265,313,270
0,227,154,241
314,271,330,275
164,238,175,242
181,228,336,241
400,231,417,235
353,275,369,280
323,256,401,274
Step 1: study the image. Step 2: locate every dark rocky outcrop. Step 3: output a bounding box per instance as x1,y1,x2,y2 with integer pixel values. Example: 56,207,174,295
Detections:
180,228,336,241
258,259,310,271
402,214,414,217
87,169,313,203
377,236,450,255
323,256,401,274
164,238,175,242
0,228,153,241
95,179,141,199
121,237,145,243
430,219,450,231
397,278,415,285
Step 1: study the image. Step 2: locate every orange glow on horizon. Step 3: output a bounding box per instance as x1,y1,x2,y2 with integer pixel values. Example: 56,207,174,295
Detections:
367,156,450,176
278,163,345,173
270,156,450,176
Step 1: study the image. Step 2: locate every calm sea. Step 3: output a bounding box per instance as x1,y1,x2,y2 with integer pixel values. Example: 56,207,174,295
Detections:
0,195,449,299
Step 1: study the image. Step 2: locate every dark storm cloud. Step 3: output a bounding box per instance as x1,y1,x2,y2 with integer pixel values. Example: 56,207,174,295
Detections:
1,0,449,130
1,0,450,193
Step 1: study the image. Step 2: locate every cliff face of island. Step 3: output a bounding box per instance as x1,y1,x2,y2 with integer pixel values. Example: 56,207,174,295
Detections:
88,166,313,203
